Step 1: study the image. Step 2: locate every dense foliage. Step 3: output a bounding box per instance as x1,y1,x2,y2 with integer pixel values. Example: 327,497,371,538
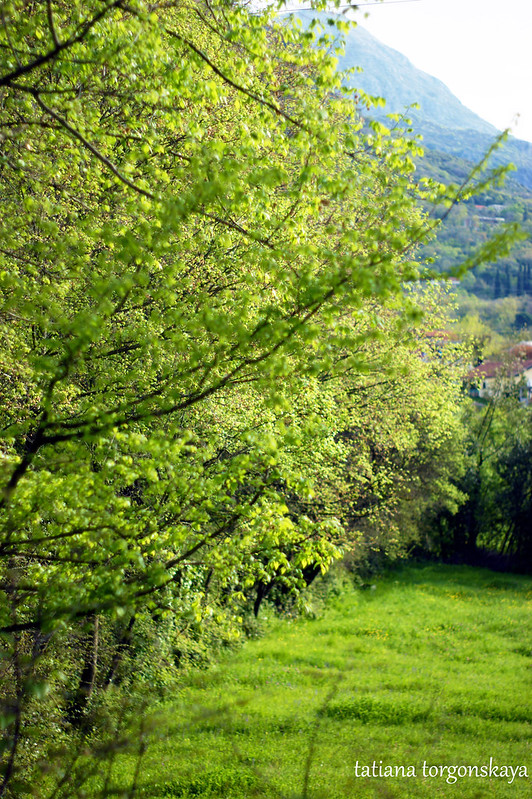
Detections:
0,1,520,795
433,394,532,569
416,148,532,329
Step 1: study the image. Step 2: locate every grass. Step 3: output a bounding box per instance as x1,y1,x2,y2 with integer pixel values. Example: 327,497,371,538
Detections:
113,564,532,798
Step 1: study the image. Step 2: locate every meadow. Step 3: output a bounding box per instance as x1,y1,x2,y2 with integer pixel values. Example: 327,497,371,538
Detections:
116,564,531,798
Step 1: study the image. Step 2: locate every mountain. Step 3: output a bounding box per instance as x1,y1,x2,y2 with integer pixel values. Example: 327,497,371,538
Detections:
287,11,532,191
280,11,532,330
333,20,497,136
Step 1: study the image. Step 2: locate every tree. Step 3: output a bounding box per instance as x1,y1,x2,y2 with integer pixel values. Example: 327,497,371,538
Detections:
0,1,519,794
493,416,532,565
504,263,512,296
517,263,524,295
432,387,532,569
494,267,502,299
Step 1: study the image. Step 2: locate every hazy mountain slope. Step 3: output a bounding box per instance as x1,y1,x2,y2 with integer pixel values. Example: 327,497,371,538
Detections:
334,20,497,135
419,125,532,190
287,11,532,190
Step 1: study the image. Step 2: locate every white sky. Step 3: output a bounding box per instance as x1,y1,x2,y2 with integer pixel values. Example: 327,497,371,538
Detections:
278,0,532,142
344,0,532,142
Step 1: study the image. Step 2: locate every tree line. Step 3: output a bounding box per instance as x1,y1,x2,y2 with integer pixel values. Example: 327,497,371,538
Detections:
0,1,522,795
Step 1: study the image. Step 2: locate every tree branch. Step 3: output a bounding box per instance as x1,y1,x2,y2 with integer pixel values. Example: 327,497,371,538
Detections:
32,92,155,200
46,0,60,48
166,27,308,132
0,1,123,88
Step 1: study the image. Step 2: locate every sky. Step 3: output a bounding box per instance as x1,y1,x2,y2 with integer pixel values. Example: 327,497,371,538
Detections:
279,0,532,143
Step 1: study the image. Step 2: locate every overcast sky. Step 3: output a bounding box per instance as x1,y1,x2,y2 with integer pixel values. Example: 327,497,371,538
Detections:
341,0,532,143
277,0,532,142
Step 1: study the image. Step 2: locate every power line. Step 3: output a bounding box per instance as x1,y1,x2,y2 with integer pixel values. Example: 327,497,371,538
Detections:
279,1,422,10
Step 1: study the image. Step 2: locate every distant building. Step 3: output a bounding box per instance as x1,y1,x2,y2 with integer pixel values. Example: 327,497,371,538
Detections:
468,357,532,404
476,216,506,224
509,341,532,359
418,329,461,361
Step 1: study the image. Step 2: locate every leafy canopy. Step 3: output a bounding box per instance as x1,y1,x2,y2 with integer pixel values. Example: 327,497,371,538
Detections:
0,2,520,791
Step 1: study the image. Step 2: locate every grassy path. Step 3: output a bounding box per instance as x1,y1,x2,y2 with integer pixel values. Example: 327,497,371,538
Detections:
121,565,531,798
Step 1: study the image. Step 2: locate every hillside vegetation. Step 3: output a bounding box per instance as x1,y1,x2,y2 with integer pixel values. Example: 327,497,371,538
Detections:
416,148,532,325
0,3,529,796
290,11,532,192
289,10,532,331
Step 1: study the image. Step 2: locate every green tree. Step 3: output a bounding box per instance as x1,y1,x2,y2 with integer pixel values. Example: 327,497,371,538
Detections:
0,1,520,794
517,263,524,295
432,389,532,569
504,263,512,296
494,267,502,299
492,416,532,564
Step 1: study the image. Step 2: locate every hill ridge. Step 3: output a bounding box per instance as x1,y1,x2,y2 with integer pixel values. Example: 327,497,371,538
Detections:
286,10,532,190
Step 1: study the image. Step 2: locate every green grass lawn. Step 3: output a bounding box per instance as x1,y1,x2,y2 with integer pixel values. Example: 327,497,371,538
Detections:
116,564,532,798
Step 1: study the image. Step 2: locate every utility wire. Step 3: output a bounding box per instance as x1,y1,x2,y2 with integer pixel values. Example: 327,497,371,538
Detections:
279,1,422,11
